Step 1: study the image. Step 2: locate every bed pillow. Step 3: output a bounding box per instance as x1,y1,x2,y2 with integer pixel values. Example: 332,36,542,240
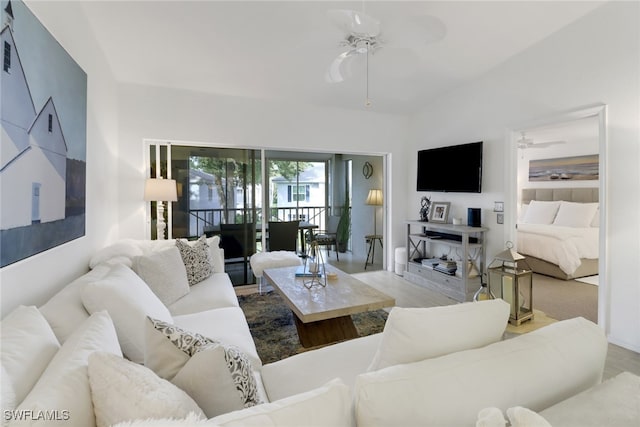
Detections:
88,352,205,427
552,201,599,228
0,305,60,405
14,311,121,427
521,200,561,224
176,236,213,285
132,246,190,306
1,363,16,414
367,299,510,371
81,264,173,364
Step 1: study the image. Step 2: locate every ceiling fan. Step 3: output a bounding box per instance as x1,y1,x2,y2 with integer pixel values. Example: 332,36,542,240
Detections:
517,132,566,149
324,8,446,106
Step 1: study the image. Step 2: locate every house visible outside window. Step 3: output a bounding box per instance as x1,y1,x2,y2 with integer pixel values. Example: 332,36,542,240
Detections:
3,41,10,72
287,184,309,202
48,114,53,133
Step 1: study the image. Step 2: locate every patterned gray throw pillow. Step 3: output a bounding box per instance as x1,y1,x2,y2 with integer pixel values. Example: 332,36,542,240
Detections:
176,235,213,286
148,317,262,410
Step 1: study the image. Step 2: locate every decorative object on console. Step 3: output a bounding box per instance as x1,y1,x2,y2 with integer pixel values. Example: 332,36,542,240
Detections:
487,242,533,325
419,196,431,221
467,207,481,227
429,201,450,223
144,177,178,240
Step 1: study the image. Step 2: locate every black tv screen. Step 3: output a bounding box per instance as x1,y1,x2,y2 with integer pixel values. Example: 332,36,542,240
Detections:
417,141,483,193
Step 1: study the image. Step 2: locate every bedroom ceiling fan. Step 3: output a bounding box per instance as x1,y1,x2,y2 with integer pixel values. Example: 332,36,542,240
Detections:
517,132,566,149
325,7,446,107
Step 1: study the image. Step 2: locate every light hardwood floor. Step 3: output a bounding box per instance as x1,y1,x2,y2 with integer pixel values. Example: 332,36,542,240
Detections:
235,251,640,380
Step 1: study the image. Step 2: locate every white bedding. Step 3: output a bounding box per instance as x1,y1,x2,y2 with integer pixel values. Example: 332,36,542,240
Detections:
516,223,599,275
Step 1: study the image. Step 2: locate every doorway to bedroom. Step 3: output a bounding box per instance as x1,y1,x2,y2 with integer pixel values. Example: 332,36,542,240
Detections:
512,111,602,324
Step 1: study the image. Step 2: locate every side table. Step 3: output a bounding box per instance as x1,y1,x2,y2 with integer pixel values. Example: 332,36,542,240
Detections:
364,234,383,270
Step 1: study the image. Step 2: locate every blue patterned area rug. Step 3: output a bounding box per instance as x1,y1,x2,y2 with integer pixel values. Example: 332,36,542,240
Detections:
238,291,388,364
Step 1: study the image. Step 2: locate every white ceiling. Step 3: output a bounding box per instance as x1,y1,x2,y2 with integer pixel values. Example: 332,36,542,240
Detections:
80,1,605,114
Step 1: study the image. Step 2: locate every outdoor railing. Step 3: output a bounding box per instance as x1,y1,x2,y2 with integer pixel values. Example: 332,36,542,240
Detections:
182,206,342,238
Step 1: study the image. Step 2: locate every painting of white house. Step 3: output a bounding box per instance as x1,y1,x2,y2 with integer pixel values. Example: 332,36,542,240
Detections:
1,0,87,267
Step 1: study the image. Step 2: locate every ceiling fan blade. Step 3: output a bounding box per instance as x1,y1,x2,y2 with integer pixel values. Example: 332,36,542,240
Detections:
325,49,357,83
383,14,446,49
327,9,380,36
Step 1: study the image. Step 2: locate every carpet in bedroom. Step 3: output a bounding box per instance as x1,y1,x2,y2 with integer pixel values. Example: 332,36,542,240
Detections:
237,291,388,364
532,273,598,323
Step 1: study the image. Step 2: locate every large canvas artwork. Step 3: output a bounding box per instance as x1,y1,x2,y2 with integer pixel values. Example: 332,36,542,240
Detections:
529,154,599,182
1,0,87,267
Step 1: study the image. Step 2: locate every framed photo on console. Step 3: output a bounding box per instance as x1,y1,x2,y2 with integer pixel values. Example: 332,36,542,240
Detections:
429,202,451,223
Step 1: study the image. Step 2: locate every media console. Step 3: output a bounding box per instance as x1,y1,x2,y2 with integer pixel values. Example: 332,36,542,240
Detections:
404,220,488,302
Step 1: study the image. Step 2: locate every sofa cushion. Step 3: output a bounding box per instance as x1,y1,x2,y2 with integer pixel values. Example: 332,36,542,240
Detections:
539,371,640,427
171,345,262,417
132,246,190,306
89,237,224,274
261,333,382,402
0,305,60,405
173,307,262,370
168,273,239,315
88,352,205,427
176,236,213,286
209,378,352,427
39,264,111,344
81,264,173,364
110,380,351,427
14,311,121,427
354,317,607,427
368,299,510,371
146,317,262,416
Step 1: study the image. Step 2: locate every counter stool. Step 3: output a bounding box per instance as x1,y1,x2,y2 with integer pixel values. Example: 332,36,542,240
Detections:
249,251,302,294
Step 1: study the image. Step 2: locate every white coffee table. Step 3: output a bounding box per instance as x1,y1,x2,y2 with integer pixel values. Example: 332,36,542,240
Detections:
263,264,395,348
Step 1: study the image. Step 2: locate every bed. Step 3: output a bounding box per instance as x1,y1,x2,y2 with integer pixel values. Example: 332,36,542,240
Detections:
517,188,599,280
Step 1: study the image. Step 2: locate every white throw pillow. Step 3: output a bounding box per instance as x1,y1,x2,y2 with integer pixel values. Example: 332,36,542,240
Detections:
81,264,173,364
521,200,561,224
591,207,600,227
368,299,510,371
13,311,121,427
146,317,262,416
208,235,224,273
176,236,213,285
88,352,205,427
110,413,208,427
1,363,17,415
0,305,60,405
133,246,190,306
209,378,351,427
172,346,256,417
552,201,599,228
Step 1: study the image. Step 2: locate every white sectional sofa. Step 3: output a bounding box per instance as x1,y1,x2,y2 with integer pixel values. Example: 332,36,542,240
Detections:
1,237,623,427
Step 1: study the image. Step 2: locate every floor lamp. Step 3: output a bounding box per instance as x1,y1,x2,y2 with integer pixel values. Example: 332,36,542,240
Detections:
144,177,177,240
366,189,383,236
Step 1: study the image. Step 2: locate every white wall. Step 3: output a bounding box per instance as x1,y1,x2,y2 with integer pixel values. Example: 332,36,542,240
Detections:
408,2,639,351
1,1,120,315
116,84,409,265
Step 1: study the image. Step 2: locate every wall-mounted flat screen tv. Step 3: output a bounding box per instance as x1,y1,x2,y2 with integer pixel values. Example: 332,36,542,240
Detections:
417,141,483,193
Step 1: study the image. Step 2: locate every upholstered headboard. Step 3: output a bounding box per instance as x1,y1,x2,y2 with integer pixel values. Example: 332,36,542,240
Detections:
521,187,599,204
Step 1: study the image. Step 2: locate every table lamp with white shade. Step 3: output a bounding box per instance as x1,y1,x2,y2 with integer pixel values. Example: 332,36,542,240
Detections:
144,177,177,240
